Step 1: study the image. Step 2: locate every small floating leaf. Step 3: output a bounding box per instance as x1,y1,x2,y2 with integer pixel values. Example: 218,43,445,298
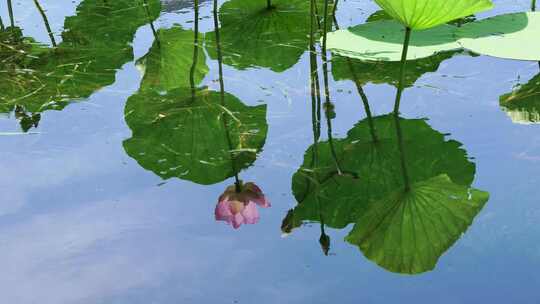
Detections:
326,20,461,61
456,12,539,61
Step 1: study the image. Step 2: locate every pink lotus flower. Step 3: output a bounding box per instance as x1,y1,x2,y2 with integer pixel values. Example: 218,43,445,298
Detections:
215,182,271,229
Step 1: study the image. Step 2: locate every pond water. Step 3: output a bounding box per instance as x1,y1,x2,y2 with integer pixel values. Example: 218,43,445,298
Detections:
1,0,540,303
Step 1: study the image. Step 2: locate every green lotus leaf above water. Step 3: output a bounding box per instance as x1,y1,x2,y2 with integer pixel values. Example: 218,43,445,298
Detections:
124,27,268,185
346,174,489,274
373,0,493,30
456,12,540,61
326,20,461,61
283,115,476,230
0,0,160,115
206,0,331,72
500,73,540,124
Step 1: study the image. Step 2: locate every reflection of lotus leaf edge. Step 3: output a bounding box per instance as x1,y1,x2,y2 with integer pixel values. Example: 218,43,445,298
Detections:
283,114,489,274
0,0,161,131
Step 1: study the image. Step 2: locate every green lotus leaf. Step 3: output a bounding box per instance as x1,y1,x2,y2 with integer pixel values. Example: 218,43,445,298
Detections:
0,0,160,114
0,27,48,69
283,115,476,231
326,20,461,61
331,50,459,88
373,0,493,30
456,12,540,61
124,27,268,185
346,174,489,274
123,88,268,185
206,0,332,72
365,10,393,23
136,26,208,92
500,73,540,124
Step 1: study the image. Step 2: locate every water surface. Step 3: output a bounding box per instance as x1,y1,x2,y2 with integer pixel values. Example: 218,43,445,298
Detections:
1,0,540,303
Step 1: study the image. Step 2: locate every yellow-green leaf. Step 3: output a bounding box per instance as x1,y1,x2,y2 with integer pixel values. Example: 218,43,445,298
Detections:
373,0,493,30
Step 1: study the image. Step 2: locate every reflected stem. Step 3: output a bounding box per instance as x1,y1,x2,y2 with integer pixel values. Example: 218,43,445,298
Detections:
213,0,241,192
313,0,322,30
143,0,160,47
7,0,14,27
331,0,339,20
321,0,329,51
333,16,378,143
0,15,4,30
393,27,412,192
189,0,200,101
32,0,56,47
321,0,343,174
310,0,324,249
394,114,410,192
309,0,320,142
393,27,411,114
353,76,378,142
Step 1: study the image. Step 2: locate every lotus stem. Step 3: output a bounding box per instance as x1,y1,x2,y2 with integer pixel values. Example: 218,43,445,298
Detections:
394,114,410,192
213,0,241,192
189,0,200,101
0,15,4,30
393,27,411,114
309,0,321,142
143,0,159,47
354,78,378,142
393,27,412,192
533,0,537,11
308,0,321,205
213,0,225,108
313,0,322,30
32,0,56,47
320,0,343,174
331,0,339,20
309,0,322,139
332,12,378,142
322,0,330,50
7,0,14,27
267,0,272,9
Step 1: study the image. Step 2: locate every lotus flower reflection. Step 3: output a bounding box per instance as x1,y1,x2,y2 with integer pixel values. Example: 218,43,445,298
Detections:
215,182,271,229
